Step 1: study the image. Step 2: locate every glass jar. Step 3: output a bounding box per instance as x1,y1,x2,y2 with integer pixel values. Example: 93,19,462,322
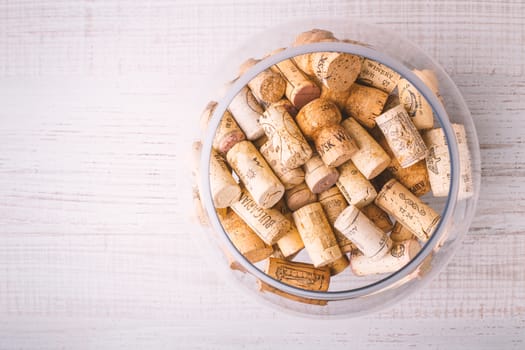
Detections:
192,19,481,317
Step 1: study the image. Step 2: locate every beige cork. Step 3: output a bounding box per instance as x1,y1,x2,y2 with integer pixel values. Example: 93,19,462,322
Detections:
358,58,401,94
423,123,473,199
303,154,339,194
219,210,274,263
327,254,350,276
284,182,318,212
292,29,336,76
344,83,389,129
226,140,284,208
230,188,291,245
310,50,362,92
360,203,393,234
252,134,269,149
375,179,441,242
336,160,377,208
397,69,441,130
320,85,351,111
371,126,431,196
273,199,305,258
199,101,218,133
209,149,242,208
271,58,321,109
318,186,356,254
272,98,298,117
260,103,313,169
191,141,210,227
390,222,415,242
240,58,286,104
350,239,421,276
212,109,247,154
260,257,330,305
228,85,265,140
259,141,305,190
334,205,392,260
292,202,342,267
296,98,358,167
341,117,391,179
376,105,429,168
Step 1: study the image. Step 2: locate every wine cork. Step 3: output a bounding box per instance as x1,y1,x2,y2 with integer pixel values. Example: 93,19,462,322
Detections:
303,154,339,194
252,134,268,149
334,205,392,260
327,254,350,276
209,149,242,208
271,57,321,109
390,222,414,242
423,123,473,199
320,85,351,111
272,98,298,117
212,109,247,154
219,210,274,263
273,199,305,258
350,239,421,276
341,117,391,179
296,98,358,167
230,188,291,245
397,69,440,130
344,83,389,129
318,186,356,254
376,105,429,168
226,140,284,208
292,29,336,76
240,58,286,104
310,50,362,92
260,103,313,169
358,58,401,94
191,141,210,226
228,85,265,140
260,257,330,305
336,160,377,208
199,101,218,133
284,182,317,211
371,126,431,196
375,179,441,242
292,202,342,267
360,203,393,233
259,141,305,190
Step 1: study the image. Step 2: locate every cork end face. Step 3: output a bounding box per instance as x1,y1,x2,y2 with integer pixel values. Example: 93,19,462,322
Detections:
213,185,242,209
365,157,392,180
256,185,285,209
217,131,246,154
260,75,286,103
321,53,362,92
333,205,359,234
309,170,339,194
291,84,321,109
244,245,274,263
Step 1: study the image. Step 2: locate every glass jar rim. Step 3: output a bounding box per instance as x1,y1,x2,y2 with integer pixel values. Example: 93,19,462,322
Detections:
199,41,460,301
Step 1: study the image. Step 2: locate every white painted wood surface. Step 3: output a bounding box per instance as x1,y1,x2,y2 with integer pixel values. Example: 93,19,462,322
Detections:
0,1,524,348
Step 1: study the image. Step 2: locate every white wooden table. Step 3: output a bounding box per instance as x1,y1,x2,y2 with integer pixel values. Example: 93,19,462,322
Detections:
1,1,524,349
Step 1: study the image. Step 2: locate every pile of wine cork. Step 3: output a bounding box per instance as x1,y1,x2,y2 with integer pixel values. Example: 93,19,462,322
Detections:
194,29,473,305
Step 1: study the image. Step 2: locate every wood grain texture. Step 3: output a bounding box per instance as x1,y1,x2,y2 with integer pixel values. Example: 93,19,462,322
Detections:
0,0,524,349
